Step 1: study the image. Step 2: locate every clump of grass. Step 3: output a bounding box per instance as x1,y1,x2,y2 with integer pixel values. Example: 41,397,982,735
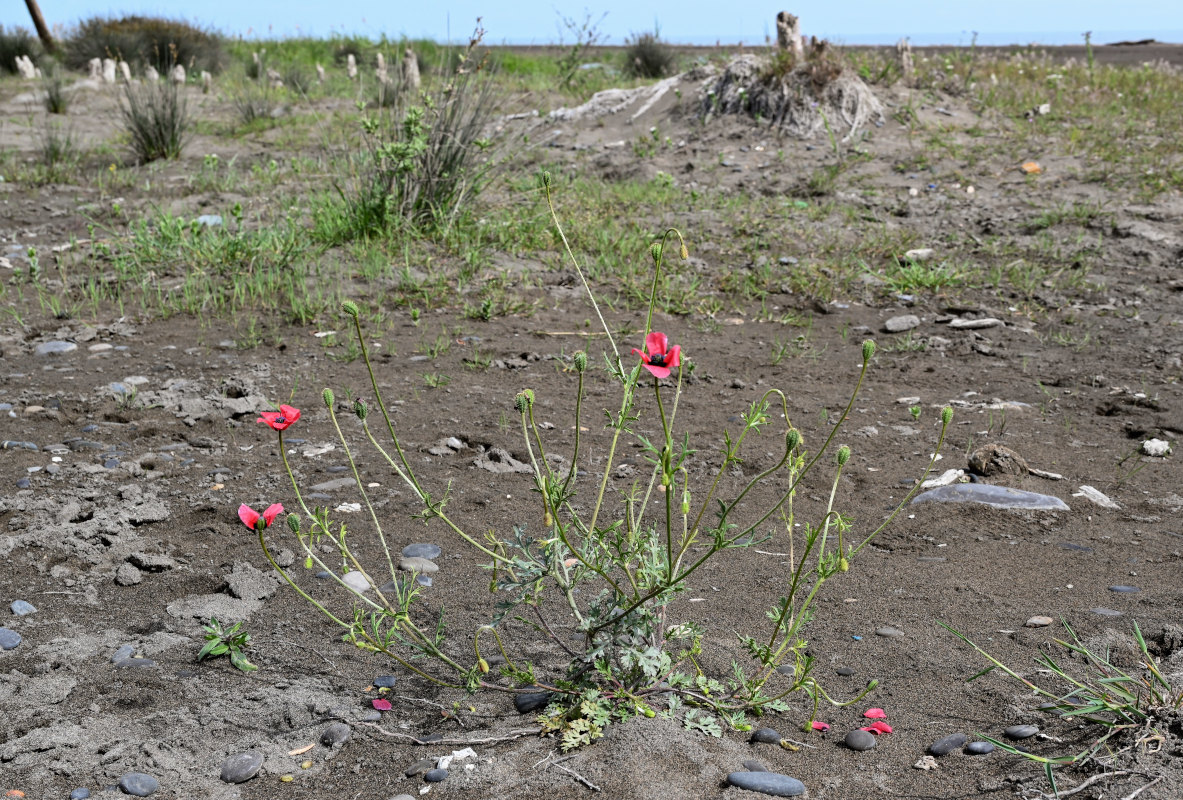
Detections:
36,122,81,183
0,25,41,75
119,77,191,163
65,15,225,74
231,85,276,127
43,66,69,114
623,28,675,79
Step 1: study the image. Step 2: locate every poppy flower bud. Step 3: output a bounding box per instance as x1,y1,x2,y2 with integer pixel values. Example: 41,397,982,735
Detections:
342,300,359,318
649,241,663,264
478,658,489,674
681,488,691,515
680,243,689,260
540,171,552,190
354,399,368,420
513,389,534,413
837,445,851,467
304,556,313,569
862,339,876,362
287,514,300,534
573,351,588,373
786,429,801,452
322,388,335,407
839,556,849,572
941,406,954,426
543,510,553,527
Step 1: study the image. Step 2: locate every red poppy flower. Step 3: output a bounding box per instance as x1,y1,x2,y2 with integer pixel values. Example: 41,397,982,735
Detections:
632,332,681,380
811,721,831,732
863,708,887,719
860,720,893,735
239,503,284,531
372,698,392,711
258,404,301,431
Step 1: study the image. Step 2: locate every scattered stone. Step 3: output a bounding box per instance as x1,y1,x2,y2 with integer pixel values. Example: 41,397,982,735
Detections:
1004,724,1038,740
844,729,877,751
968,443,1029,476
15,477,30,489
473,447,532,474
514,691,552,714
401,543,442,560
1109,585,1140,593
34,341,78,356
225,561,279,601
1073,485,1120,509
1091,607,1122,617
118,772,159,797
911,483,1069,511
361,711,381,722
904,248,934,261
115,563,144,586
750,727,781,744
374,675,397,688
196,215,223,228
405,758,435,777
220,751,264,784
10,600,36,616
876,626,905,638
965,741,994,755
914,755,939,770
949,317,1003,329
742,760,769,772
398,557,439,574
884,314,921,333
0,628,20,650
921,469,966,489
70,789,90,799
416,733,444,744
1142,439,1171,457
424,769,448,783
342,571,372,592
928,732,967,756
1,441,38,451
725,771,806,797
1025,616,1054,628
836,667,854,676
127,552,176,572
112,644,135,662
320,722,351,746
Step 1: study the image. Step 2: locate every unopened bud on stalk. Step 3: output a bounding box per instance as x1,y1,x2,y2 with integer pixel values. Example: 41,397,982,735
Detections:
839,556,849,572
478,658,489,674
941,406,954,426
543,510,553,527
322,388,335,407
650,241,663,265
287,514,301,534
862,339,876,362
304,556,313,569
681,488,691,515
342,300,359,318
786,429,801,452
679,243,689,260
573,351,588,373
354,399,368,420
540,171,552,190
837,445,851,467
513,389,534,413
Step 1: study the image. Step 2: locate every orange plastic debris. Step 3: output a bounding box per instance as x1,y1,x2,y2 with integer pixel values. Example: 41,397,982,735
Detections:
6,791,26,798
1020,161,1043,175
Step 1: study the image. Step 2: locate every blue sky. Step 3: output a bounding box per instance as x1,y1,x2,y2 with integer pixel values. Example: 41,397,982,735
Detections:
6,1,1182,44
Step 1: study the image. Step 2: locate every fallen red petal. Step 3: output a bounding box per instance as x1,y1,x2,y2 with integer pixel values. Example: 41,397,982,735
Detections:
863,707,888,719
372,698,392,711
860,721,893,735
811,721,831,731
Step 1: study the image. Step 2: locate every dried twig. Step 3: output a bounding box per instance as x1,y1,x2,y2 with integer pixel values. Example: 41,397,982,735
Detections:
1119,777,1162,800
358,721,539,746
1050,771,1130,798
549,759,601,791
394,695,467,727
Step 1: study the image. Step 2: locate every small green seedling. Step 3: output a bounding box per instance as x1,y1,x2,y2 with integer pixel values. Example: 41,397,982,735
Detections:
198,617,258,672
909,405,921,421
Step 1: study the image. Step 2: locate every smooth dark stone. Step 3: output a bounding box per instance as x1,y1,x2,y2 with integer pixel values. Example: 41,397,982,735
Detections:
320,722,351,746
1091,607,1123,617
1004,724,1039,740
725,771,806,797
929,732,968,756
67,440,104,451
750,727,781,744
220,751,263,784
0,627,21,650
875,626,905,638
70,789,91,799
844,730,877,751
81,424,99,433
836,667,854,676
10,600,36,617
315,571,333,579
775,664,794,675
118,772,159,796
405,758,435,777
423,769,448,783
402,543,442,560
374,675,397,688
742,760,769,772
966,741,994,755
15,477,30,489
1108,585,1140,593
1,440,38,450
103,458,119,469
514,691,552,714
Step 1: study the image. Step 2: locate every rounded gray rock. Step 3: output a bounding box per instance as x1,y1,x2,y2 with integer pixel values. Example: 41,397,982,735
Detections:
405,758,435,777
875,626,905,638
1004,724,1039,740
928,732,968,756
70,789,90,799
725,771,806,797
423,768,448,782
742,759,769,772
844,729,877,751
514,691,552,714
0,627,21,650
35,341,78,356
374,675,397,688
750,727,781,744
118,772,159,797
884,314,921,333
398,556,439,574
966,741,994,755
320,721,351,746
220,751,263,784
10,600,36,616
401,543,442,560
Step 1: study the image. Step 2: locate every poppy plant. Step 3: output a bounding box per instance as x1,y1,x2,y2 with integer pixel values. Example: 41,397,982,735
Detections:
258,404,301,431
239,503,284,531
632,332,681,380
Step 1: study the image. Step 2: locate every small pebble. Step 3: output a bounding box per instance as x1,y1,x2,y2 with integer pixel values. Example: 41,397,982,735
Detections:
220,751,264,784
405,758,435,777
1004,724,1039,740
361,711,381,722
725,771,806,797
928,732,968,756
117,772,159,797
10,600,36,616
70,789,90,800
1091,607,1123,617
835,667,854,676
844,730,877,751
15,477,30,489
1025,616,1054,628
401,543,442,560
742,760,769,772
320,722,351,746
374,675,397,688
398,556,439,574
750,727,781,744
0,627,22,650
111,644,135,663
342,571,370,592
35,341,78,356
423,768,448,783
966,741,994,755
875,626,905,638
